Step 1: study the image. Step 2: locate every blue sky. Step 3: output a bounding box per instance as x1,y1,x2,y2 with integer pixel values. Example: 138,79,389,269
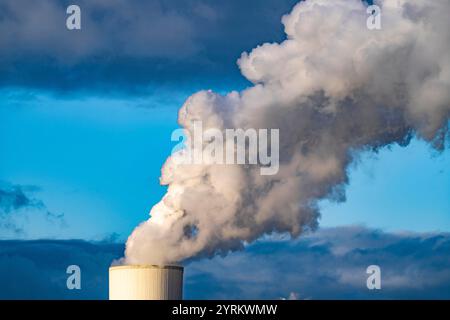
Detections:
0,0,449,299
320,138,450,232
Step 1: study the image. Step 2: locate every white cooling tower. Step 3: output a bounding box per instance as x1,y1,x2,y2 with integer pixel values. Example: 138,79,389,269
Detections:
109,265,183,300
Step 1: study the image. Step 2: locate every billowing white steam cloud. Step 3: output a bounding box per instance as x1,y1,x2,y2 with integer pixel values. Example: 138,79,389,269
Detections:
124,0,450,265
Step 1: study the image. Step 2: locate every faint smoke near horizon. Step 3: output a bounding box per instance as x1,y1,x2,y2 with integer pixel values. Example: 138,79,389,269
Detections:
124,0,450,265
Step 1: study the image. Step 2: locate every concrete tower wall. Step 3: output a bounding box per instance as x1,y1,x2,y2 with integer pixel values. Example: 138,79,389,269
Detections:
109,265,183,300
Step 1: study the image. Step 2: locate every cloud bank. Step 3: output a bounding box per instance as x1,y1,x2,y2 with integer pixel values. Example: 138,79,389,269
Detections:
0,239,122,299
0,0,297,92
186,226,450,299
1,227,449,299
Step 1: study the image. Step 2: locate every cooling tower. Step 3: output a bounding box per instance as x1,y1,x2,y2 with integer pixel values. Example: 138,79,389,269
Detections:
109,265,183,300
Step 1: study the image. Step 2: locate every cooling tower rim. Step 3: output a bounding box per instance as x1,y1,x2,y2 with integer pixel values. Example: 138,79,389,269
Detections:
109,264,183,271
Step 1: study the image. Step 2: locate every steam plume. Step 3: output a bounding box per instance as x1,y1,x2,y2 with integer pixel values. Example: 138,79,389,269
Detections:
125,0,450,265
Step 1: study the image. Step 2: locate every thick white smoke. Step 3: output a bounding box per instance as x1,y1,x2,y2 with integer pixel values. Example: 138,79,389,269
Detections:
124,0,450,265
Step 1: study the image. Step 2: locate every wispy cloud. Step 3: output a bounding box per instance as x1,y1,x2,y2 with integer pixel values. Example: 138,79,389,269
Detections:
0,183,43,213
0,181,65,235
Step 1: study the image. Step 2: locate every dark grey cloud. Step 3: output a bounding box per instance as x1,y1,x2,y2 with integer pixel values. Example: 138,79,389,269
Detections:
0,240,123,299
0,0,298,93
186,226,450,299
0,226,449,299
